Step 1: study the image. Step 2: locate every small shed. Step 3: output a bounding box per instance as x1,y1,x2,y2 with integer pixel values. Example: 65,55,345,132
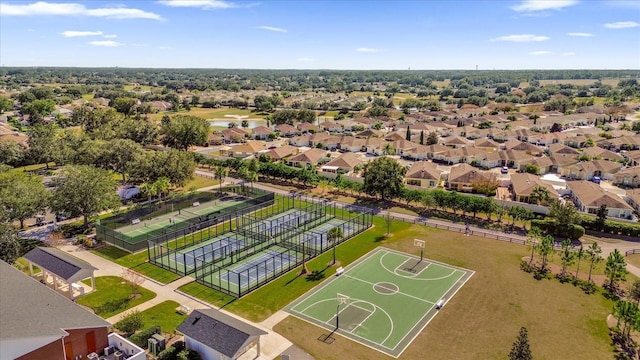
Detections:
23,247,97,299
176,309,267,360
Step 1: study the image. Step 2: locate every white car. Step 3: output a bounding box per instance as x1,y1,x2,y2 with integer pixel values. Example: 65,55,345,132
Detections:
501,166,509,174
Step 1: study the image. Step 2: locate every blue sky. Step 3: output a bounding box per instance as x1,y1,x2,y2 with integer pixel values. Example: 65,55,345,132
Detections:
1,0,639,69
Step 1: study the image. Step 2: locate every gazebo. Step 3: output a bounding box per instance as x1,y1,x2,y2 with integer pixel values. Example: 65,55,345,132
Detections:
23,247,97,299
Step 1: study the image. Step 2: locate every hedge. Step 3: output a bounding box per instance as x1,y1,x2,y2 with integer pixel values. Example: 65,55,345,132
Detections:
531,219,585,240
580,217,640,237
129,325,160,348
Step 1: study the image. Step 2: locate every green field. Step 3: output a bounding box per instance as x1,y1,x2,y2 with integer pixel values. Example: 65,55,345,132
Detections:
77,276,156,318
286,248,473,357
138,300,187,334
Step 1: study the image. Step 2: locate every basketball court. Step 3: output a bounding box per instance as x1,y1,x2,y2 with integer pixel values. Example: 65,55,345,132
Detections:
285,245,474,358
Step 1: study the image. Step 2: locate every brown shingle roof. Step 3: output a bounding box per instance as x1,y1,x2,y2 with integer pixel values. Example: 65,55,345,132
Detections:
448,163,491,184
510,173,559,199
405,162,442,180
568,181,632,209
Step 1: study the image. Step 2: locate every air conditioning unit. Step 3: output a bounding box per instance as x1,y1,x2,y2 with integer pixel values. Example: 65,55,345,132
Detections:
104,346,115,355
114,351,125,360
87,353,99,360
148,333,166,356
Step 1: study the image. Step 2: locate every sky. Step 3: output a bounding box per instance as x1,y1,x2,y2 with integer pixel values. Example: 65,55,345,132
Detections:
1,0,639,70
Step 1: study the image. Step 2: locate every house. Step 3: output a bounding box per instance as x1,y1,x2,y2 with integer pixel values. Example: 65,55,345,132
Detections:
443,135,469,149
433,147,482,165
220,128,247,143
548,143,580,156
613,167,640,188
321,121,343,133
287,148,328,167
567,181,634,218
598,136,640,151
626,189,640,211
224,140,266,158
251,126,274,140
339,136,367,153
263,145,298,161
623,150,640,167
275,124,299,137
0,261,145,360
510,173,559,204
561,159,622,180
473,138,500,151
208,133,223,146
321,153,362,174
355,128,383,138
176,309,267,360
364,138,388,156
405,161,442,188
504,140,544,156
582,146,623,161
297,122,319,134
447,163,493,192
23,247,97,299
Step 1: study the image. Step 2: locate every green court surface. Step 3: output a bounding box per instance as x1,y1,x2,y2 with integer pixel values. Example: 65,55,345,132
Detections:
285,247,474,358
115,199,244,241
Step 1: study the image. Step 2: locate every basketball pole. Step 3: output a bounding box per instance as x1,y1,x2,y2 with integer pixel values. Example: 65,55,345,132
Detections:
420,246,424,263
335,303,340,331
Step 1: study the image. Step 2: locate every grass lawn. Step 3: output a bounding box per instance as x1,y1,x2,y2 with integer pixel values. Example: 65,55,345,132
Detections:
147,107,259,122
14,258,39,275
273,223,618,360
179,176,220,192
626,254,640,268
138,300,187,334
92,247,182,284
77,276,156,318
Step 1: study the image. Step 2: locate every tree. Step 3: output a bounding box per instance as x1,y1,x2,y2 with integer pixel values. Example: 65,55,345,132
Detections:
523,164,539,175
27,123,57,169
419,130,425,145
509,327,533,360
526,227,542,267
549,200,581,228
406,126,412,141
0,221,21,264
471,172,499,196
130,150,195,187
0,141,24,166
241,119,249,128
529,186,551,206
160,115,209,151
426,131,438,145
559,239,576,277
327,226,344,266
363,157,407,201
0,172,49,229
318,179,329,194
153,177,171,201
21,99,56,121
613,300,639,340
122,268,146,296
586,242,603,283
140,182,157,204
595,204,607,231
382,143,395,155
104,139,143,183
574,245,584,280
51,165,120,226
115,310,143,336
537,235,554,272
0,97,12,113
113,97,139,117
605,249,628,294
214,165,228,194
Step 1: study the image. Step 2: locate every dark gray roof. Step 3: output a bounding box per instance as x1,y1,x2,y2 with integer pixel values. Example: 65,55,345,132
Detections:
177,309,267,358
0,261,110,340
23,247,97,281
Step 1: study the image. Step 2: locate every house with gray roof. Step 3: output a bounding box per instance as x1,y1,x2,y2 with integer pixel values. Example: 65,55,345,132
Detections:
176,309,267,360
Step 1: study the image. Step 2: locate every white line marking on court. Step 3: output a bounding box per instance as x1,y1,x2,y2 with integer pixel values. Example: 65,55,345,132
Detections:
395,258,430,277
379,252,458,281
343,275,435,305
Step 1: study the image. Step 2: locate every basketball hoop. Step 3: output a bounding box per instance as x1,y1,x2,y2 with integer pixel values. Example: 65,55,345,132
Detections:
337,293,350,305
414,239,425,262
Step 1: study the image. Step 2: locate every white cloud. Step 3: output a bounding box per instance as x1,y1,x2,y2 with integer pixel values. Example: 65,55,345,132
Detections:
159,46,171,50
0,2,162,20
562,52,576,56
511,0,578,12
297,57,315,62
567,32,594,37
607,1,640,10
103,34,118,38
257,26,287,33
61,30,103,37
356,47,382,53
604,21,640,29
491,34,549,42
530,50,552,55
158,0,239,9
88,40,123,47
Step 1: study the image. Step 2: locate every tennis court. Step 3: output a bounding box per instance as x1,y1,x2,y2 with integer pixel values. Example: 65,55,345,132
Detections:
116,197,245,239
297,218,360,251
238,208,325,240
285,247,474,358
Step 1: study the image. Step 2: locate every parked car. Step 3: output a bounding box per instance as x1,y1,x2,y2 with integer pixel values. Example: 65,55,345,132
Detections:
501,166,509,174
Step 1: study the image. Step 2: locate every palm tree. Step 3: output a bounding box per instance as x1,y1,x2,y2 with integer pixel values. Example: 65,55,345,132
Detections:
382,143,395,156
246,171,258,191
327,226,344,266
214,165,228,194
153,177,170,202
586,242,603,283
529,186,551,205
140,182,157,205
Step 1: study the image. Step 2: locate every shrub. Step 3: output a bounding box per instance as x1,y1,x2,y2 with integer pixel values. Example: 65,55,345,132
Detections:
177,349,202,360
157,346,179,360
129,326,160,348
114,310,143,336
